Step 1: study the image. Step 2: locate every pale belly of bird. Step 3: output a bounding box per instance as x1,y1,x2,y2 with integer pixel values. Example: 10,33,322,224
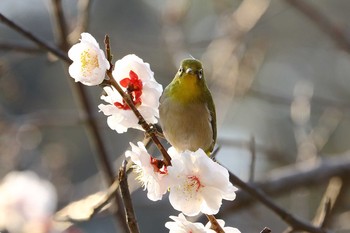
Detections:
159,99,213,152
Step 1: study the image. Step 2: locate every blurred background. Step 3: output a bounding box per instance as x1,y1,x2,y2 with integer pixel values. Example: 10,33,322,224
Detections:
0,0,350,232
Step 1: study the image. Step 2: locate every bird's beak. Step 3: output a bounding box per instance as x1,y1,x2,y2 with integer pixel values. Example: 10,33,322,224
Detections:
185,68,193,74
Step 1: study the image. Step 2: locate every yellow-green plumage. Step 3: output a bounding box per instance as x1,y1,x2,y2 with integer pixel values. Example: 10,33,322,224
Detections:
159,58,216,154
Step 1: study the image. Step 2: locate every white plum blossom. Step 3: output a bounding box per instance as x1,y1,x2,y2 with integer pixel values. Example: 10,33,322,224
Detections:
205,219,241,233
0,171,57,233
125,141,168,201
167,147,237,216
165,213,212,233
98,54,163,133
68,32,110,86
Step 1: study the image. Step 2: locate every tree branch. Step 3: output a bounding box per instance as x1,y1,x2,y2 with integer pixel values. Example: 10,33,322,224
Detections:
223,152,350,212
119,160,140,233
248,135,256,182
51,0,70,50
227,170,328,233
0,13,69,62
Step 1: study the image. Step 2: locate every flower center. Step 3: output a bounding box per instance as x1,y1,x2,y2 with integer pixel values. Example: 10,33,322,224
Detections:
80,49,99,76
114,70,143,110
186,175,203,192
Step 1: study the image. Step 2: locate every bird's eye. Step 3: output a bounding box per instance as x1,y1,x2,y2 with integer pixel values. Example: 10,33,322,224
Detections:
198,69,203,79
178,67,183,74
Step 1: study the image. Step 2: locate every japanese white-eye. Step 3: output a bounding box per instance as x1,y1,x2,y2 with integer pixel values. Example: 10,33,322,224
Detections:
159,58,216,154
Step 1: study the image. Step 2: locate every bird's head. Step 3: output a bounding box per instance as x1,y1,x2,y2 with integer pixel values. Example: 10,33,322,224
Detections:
177,58,204,80
168,58,207,103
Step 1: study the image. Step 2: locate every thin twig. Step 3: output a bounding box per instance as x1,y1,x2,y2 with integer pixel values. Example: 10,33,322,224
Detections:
119,160,140,233
105,35,113,62
51,0,70,50
248,135,256,182
0,13,69,62
104,35,172,166
206,215,225,233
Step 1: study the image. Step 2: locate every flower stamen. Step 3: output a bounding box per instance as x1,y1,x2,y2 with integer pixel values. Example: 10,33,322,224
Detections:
187,175,204,192
80,49,99,77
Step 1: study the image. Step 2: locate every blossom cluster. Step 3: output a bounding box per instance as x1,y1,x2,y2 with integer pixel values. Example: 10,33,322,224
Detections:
124,140,240,232
68,33,162,134
126,143,237,217
68,33,240,233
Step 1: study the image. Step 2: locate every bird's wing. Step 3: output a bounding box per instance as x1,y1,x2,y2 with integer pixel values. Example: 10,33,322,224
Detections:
206,91,217,153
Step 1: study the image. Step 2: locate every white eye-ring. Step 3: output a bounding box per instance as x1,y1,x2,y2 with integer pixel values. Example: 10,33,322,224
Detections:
179,67,183,74
198,69,203,79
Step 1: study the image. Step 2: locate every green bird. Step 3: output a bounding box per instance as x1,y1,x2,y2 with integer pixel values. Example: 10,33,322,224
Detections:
159,58,216,154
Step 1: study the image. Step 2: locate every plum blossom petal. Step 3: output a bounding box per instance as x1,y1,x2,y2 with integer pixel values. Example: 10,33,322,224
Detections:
167,148,237,216
125,141,168,201
68,32,110,86
0,171,57,233
165,213,214,233
98,54,162,133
